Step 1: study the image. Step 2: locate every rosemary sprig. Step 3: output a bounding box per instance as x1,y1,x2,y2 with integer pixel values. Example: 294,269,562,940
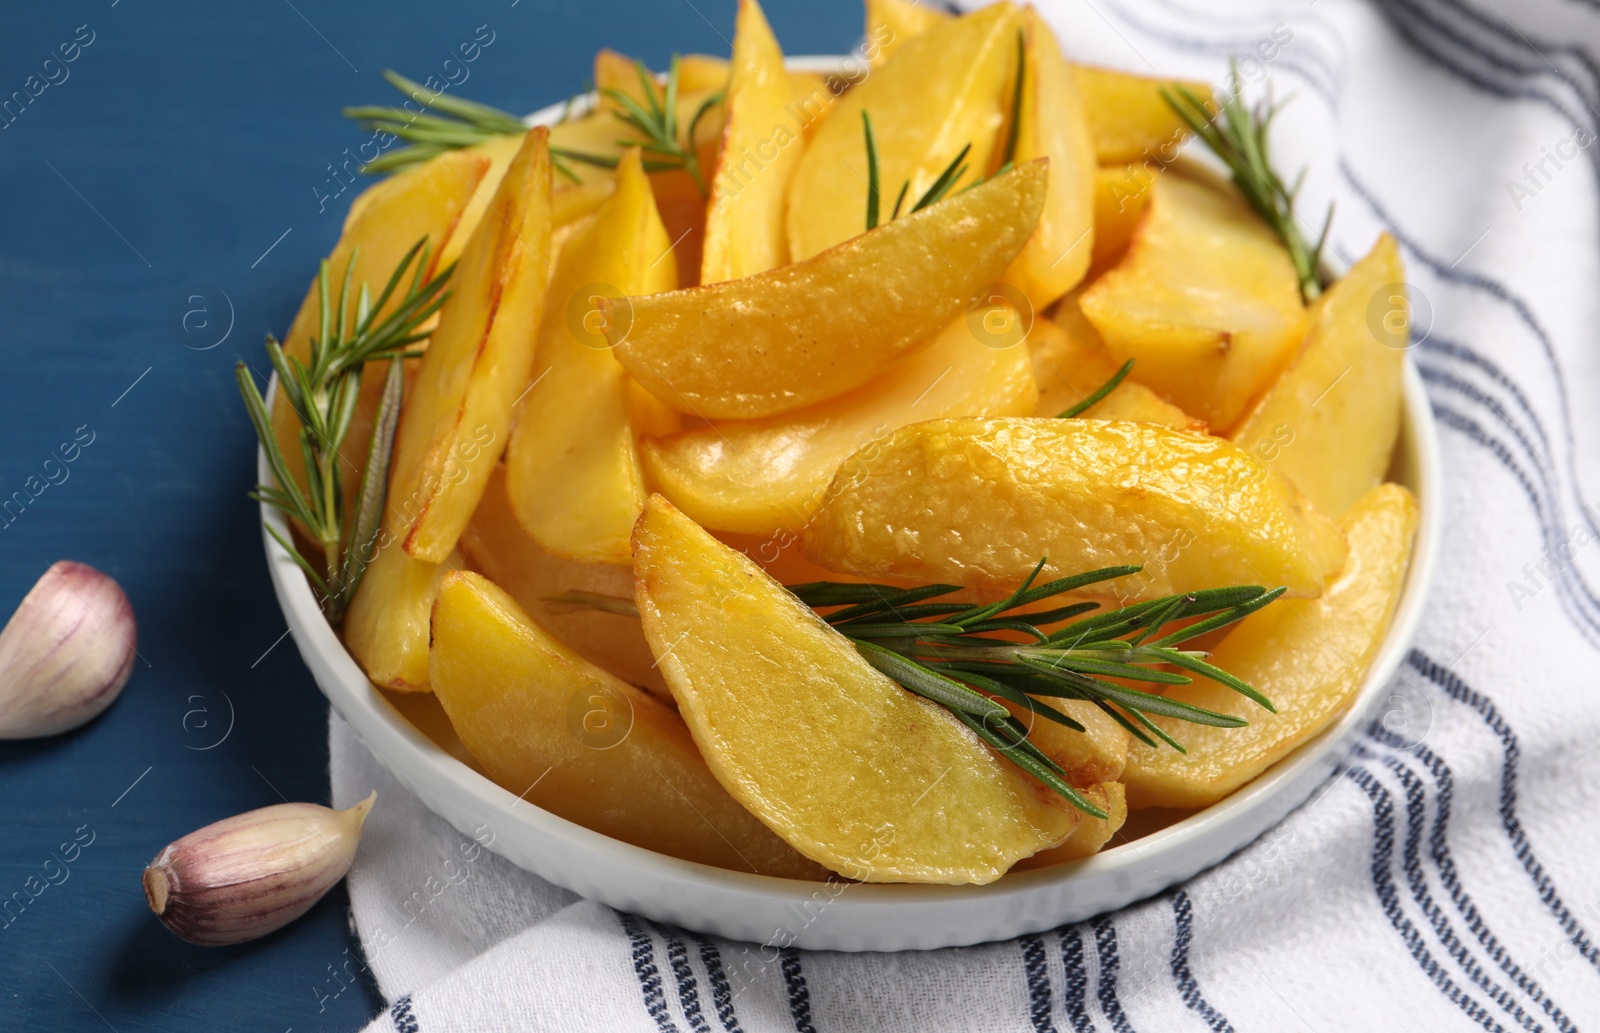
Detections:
237,239,453,623
549,561,1281,819
860,30,1026,233
554,56,722,197
343,70,553,177
1161,61,1333,302
861,114,971,233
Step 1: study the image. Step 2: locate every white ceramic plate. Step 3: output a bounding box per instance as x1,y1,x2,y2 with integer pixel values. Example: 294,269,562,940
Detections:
261,60,1441,952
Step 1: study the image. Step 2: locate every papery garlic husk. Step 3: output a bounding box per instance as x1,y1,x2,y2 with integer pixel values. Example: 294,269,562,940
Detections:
143,791,376,946
0,560,137,739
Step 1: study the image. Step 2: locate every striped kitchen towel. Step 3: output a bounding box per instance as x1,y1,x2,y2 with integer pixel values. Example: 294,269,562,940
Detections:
331,0,1600,1028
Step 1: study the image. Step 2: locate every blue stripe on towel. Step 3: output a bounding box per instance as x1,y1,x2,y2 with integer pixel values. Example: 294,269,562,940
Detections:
653,923,712,1033
1366,730,1579,1032
1353,743,1544,1032
688,933,746,1033
1408,651,1600,975
778,948,818,1033
618,912,681,1033
1344,767,1512,1032
1427,399,1600,647
1170,892,1235,1033
1059,927,1096,1033
389,993,420,1033
1020,934,1060,1032
1092,918,1138,1033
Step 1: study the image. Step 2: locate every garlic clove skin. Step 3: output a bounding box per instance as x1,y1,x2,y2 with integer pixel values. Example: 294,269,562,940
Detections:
0,560,138,739
143,791,376,947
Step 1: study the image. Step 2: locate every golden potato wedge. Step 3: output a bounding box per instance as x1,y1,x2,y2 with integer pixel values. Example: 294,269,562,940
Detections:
678,54,823,111
786,2,1020,261
441,134,617,268
1124,484,1418,809
1079,175,1307,432
1074,65,1212,164
1031,296,1203,429
1010,698,1131,787
865,0,950,67
461,465,668,697
611,159,1047,420
1015,783,1127,867
505,149,674,565
576,53,725,288
272,151,487,533
341,540,462,691
1090,163,1155,276
633,495,1079,883
344,131,552,689
595,48,653,112
1232,234,1407,518
802,417,1347,600
1002,6,1096,310
701,0,802,284
642,313,1038,536
430,571,824,878
677,53,730,92
395,129,554,562
787,71,835,140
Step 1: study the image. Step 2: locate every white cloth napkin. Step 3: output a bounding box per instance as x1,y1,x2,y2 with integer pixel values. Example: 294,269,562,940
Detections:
332,0,1600,1027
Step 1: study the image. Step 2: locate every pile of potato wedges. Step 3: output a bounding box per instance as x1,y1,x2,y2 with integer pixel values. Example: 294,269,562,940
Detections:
267,0,1418,885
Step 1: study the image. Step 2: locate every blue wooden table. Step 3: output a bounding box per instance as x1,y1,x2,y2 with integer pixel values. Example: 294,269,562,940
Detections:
0,1,855,1028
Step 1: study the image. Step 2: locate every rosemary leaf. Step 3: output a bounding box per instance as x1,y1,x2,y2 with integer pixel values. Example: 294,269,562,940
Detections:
1058,359,1134,418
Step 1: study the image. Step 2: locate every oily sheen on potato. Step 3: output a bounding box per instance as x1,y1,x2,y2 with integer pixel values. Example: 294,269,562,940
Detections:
642,313,1038,536
1073,65,1212,164
504,149,675,565
1232,234,1408,518
1123,484,1418,809
1079,174,1307,433
786,2,1020,261
1002,5,1096,310
863,0,951,67
1015,783,1128,868
345,129,552,689
399,128,554,562
700,0,799,284
1029,298,1202,428
429,571,823,878
802,417,1347,600
632,495,1080,884
608,159,1047,420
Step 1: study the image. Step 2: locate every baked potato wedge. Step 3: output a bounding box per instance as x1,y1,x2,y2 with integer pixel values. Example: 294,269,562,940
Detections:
610,159,1046,419
803,417,1347,600
430,570,824,878
633,495,1080,883
1124,484,1418,808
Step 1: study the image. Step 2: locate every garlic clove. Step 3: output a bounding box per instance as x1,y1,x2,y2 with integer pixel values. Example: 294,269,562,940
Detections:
0,560,138,739
143,791,376,947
